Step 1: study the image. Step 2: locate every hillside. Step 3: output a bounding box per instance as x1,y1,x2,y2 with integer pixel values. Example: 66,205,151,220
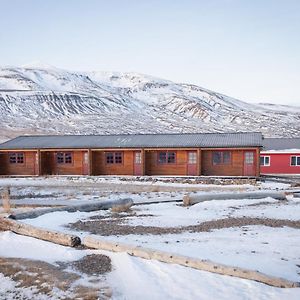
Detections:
0,64,299,143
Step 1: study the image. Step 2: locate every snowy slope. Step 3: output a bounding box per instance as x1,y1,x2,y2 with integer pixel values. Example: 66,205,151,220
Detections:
0,64,299,142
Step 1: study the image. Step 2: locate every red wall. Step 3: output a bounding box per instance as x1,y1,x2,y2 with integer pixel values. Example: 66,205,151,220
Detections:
261,153,300,174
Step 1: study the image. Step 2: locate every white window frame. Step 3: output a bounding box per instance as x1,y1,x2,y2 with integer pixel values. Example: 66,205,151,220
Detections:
290,155,300,166
260,156,270,166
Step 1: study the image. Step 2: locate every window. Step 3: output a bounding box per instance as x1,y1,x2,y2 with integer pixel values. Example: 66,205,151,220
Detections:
158,151,176,164
9,152,24,164
260,156,270,166
188,152,197,164
135,152,142,164
106,153,114,164
115,152,123,164
245,152,254,164
212,151,231,165
65,153,72,164
158,152,167,164
105,152,123,164
56,152,72,164
291,156,300,166
57,152,64,164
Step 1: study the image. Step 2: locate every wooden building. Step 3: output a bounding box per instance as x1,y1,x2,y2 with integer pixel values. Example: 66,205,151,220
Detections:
260,138,300,175
0,132,262,177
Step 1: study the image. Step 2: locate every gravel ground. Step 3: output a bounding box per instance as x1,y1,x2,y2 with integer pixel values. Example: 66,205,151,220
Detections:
71,254,112,276
68,215,300,236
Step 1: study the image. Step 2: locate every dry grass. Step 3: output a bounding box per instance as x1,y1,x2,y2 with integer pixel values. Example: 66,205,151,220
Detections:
2,187,11,213
111,202,132,213
150,186,160,193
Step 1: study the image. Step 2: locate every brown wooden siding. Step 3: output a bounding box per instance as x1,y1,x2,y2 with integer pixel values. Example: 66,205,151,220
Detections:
92,151,135,175
145,150,189,176
40,151,85,175
0,153,7,175
0,151,37,176
201,149,258,176
1,147,260,177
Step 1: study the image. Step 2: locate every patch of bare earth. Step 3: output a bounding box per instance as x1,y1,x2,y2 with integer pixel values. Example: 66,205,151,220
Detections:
68,214,300,236
0,256,112,300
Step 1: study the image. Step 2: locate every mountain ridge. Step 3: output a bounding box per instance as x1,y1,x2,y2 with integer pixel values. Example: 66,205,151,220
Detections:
0,65,299,143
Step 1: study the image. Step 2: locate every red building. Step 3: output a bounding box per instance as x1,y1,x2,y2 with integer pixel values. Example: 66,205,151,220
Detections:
260,138,300,175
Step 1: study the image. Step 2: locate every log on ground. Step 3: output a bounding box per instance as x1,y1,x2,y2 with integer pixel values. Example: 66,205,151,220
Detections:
183,191,287,206
0,217,81,247
9,198,134,220
83,236,300,289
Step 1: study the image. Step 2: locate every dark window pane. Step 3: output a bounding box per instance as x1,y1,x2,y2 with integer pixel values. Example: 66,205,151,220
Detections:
106,153,114,164
57,153,64,164
115,152,123,164
297,157,300,166
265,156,270,166
213,152,222,165
291,156,296,166
223,151,231,164
17,153,24,164
168,152,176,163
65,153,72,164
260,157,264,166
158,152,167,164
9,153,16,164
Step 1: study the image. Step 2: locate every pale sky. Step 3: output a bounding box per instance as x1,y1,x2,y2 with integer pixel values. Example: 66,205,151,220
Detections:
0,0,299,106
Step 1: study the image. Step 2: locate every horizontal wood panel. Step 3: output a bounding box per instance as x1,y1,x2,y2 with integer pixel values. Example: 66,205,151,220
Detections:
41,151,84,175
145,150,188,176
201,149,258,176
92,151,134,175
0,152,37,175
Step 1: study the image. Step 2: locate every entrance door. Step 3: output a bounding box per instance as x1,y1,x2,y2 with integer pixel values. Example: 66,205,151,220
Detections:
82,151,89,175
187,151,197,176
243,151,256,176
134,151,142,176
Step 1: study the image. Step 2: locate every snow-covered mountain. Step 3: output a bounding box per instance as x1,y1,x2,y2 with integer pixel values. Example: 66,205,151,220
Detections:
0,64,299,143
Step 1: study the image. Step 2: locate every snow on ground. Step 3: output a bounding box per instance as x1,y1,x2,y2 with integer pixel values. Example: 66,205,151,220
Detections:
0,232,299,300
0,175,259,189
108,252,300,300
22,197,297,230
0,231,88,263
20,196,300,281
102,226,300,282
0,273,70,300
1,177,300,299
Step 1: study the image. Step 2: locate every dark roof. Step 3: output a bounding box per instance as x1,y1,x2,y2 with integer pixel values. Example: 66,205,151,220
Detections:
0,132,263,150
262,138,300,151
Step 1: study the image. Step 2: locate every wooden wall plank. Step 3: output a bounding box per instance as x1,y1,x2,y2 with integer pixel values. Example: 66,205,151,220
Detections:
92,151,134,175
201,149,259,176
145,150,188,176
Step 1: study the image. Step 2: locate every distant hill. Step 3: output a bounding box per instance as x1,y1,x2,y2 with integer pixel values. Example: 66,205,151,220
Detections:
0,64,299,142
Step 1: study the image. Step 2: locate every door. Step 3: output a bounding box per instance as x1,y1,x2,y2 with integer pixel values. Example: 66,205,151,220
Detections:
187,151,197,176
82,151,89,175
134,151,142,176
243,151,256,176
